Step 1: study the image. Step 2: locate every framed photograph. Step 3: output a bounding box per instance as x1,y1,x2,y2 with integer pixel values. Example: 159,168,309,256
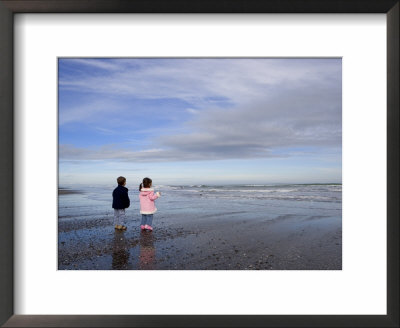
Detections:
57,56,343,272
1,0,398,327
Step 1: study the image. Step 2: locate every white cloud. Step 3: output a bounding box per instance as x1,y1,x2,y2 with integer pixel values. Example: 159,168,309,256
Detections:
59,100,122,125
61,58,124,71
186,108,200,114
59,58,341,163
59,58,341,108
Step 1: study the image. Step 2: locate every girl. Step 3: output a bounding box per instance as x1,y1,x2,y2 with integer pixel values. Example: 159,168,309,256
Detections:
139,177,161,231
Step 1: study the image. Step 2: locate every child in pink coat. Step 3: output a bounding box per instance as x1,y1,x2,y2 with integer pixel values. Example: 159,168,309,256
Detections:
139,177,161,231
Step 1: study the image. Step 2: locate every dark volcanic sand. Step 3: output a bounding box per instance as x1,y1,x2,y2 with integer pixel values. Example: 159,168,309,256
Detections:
58,213,342,270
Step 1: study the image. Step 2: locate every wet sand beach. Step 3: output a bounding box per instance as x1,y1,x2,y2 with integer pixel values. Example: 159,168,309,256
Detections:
58,184,342,270
58,208,342,270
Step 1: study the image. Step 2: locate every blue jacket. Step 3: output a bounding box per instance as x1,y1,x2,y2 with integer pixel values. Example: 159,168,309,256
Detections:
112,185,130,209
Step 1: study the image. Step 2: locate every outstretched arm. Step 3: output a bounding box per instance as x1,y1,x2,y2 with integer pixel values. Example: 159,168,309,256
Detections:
148,191,160,201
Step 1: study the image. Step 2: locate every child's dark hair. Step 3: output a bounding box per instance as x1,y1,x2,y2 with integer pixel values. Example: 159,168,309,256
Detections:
139,177,152,191
117,176,126,186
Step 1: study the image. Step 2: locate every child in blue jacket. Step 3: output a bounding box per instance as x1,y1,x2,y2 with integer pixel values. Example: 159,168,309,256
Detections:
112,176,130,230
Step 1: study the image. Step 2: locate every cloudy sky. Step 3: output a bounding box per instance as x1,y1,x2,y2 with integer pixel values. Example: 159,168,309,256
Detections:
58,58,341,186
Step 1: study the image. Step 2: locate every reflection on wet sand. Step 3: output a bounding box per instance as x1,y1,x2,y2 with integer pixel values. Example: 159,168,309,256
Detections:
139,231,156,270
112,230,130,269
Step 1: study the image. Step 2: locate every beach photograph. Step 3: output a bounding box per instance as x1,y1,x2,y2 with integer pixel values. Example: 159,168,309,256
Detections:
58,58,342,270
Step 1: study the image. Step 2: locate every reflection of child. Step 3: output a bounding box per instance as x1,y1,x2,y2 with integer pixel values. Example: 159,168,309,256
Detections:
112,230,129,270
139,177,161,231
112,176,130,230
139,233,155,270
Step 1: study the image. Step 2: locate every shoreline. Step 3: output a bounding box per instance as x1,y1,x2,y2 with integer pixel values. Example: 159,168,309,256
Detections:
59,188,83,195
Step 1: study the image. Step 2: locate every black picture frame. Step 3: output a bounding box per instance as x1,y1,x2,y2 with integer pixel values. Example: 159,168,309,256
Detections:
0,0,398,327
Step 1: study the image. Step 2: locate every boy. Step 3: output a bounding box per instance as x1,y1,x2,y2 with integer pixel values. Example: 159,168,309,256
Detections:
112,176,130,230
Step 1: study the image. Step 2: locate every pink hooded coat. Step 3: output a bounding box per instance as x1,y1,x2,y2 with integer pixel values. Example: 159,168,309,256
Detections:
139,188,160,214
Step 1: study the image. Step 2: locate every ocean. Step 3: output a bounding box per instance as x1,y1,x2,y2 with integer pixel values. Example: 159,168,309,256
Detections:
59,183,342,223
